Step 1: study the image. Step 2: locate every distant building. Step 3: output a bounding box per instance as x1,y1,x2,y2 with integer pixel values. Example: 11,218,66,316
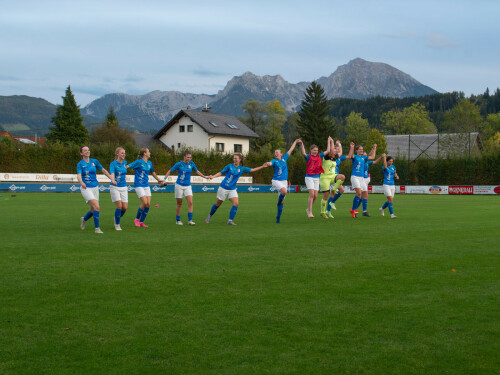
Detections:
0,131,46,145
153,109,259,154
384,133,482,159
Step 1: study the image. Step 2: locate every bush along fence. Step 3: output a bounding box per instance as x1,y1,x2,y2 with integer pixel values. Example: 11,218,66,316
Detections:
0,140,499,186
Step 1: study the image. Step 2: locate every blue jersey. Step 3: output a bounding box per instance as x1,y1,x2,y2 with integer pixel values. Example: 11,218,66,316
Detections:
351,155,368,177
77,158,103,188
383,165,396,186
220,164,252,190
335,155,347,175
109,160,128,187
363,161,374,178
270,153,289,181
128,159,154,188
171,161,198,186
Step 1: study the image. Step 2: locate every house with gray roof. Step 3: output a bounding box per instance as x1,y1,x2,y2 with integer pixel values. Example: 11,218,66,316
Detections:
153,109,259,153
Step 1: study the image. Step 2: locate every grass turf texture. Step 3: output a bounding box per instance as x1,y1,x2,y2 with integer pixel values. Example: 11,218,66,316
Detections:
0,192,498,374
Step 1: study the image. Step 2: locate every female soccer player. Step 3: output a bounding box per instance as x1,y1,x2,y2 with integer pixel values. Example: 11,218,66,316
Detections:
326,141,347,213
164,150,210,226
77,145,116,234
360,152,384,217
267,139,300,223
299,137,331,218
128,148,164,227
109,147,129,231
380,154,399,218
346,142,377,218
319,138,345,219
205,154,268,225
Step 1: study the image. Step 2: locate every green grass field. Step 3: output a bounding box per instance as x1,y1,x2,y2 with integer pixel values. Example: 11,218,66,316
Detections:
0,192,498,374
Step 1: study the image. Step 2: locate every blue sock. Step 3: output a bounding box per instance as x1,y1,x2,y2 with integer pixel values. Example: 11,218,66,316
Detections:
83,210,93,221
229,206,238,221
362,199,368,212
115,208,121,225
277,203,283,223
188,212,193,221
136,207,143,220
210,204,218,216
382,202,389,210
176,215,181,221
326,197,334,212
332,191,342,203
93,211,100,228
278,193,285,205
140,207,149,223
120,209,127,217
352,196,360,211
388,203,394,215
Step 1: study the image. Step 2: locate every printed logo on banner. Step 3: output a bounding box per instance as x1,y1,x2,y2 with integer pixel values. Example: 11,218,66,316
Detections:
449,186,473,195
9,184,25,191
368,185,372,193
40,185,56,191
270,186,278,192
494,186,500,194
474,186,492,194
429,186,442,194
70,185,80,192
4,174,9,180
202,186,215,192
248,186,260,192
36,175,49,181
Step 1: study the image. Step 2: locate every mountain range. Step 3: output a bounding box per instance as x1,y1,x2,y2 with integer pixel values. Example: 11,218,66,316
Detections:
0,58,437,135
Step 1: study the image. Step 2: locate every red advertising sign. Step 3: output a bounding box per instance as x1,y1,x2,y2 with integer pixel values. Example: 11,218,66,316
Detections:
368,185,373,193
448,186,473,195
400,185,406,194
494,186,500,194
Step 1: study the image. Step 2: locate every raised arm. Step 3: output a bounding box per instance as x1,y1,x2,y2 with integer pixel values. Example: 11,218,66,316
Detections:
286,139,299,155
298,139,307,157
383,153,387,169
324,136,332,155
372,154,384,165
250,163,269,173
335,140,343,157
346,142,355,159
368,144,377,160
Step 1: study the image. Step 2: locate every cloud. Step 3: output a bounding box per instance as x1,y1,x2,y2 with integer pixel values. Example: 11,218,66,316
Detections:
124,74,145,83
193,68,226,77
0,75,23,81
426,33,460,49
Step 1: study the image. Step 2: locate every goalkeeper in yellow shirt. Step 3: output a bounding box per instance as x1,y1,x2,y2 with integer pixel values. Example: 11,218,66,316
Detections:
319,138,345,219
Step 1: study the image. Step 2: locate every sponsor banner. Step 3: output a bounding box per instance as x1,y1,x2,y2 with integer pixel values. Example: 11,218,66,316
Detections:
448,186,473,195
473,186,499,195
400,185,406,194
0,173,252,184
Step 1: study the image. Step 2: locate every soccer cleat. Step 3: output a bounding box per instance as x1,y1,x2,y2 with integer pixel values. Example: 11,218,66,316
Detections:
327,212,334,219
354,209,359,215
95,228,103,234
379,208,385,216
140,222,148,227
276,218,280,224
227,220,237,226
320,213,329,219
362,212,371,217
188,220,196,226
205,215,211,224
391,214,398,219
80,217,85,230
176,221,183,226
350,209,357,218
114,225,122,231
134,218,141,227
329,202,337,210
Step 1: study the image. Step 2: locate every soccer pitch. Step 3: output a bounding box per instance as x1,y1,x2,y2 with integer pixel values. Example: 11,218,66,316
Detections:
1,193,498,374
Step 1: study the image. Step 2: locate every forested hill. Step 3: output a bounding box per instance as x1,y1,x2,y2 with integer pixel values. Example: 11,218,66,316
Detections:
0,95,56,136
328,89,500,131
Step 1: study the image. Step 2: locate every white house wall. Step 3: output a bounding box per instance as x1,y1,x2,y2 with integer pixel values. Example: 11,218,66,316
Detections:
158,116,208,150
208,135,250,154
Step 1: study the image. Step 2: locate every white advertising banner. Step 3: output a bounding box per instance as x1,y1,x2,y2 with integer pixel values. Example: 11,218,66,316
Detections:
0,173,252,184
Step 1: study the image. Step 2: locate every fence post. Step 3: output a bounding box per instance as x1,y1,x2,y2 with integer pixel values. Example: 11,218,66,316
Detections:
468,132,471,185
437,133,440,185
407,134,411,185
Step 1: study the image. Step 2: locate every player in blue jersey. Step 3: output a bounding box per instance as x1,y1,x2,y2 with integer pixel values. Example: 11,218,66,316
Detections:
205,153,269,225
266,139,300,223
346,142,377,218
128,148,164,228
326,141,347,214
380,154,399,218
164,150,211,226
109,147,129,231
359,151,384,217
77,145,116,234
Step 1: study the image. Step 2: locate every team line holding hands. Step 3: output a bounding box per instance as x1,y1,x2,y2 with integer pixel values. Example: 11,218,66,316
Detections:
76,139,399,233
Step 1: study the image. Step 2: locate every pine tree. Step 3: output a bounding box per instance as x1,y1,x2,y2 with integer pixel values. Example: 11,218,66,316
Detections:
89,106,134,145
297,81,335,147
46,85,88,144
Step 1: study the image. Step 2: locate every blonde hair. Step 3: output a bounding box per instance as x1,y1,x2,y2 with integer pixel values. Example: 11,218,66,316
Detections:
115,147,125,159
137,148,149,160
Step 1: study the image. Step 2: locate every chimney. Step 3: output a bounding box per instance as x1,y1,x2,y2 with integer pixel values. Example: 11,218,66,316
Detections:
202,104,211,112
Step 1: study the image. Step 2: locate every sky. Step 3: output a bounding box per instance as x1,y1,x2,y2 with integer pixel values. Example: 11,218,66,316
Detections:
1,0,499,107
